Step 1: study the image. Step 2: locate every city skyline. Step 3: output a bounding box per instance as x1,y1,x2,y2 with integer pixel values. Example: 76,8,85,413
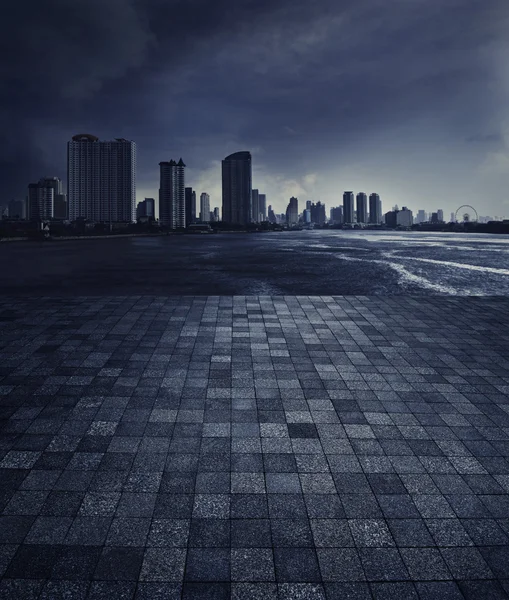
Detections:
3,1,508,220
9,139,509,221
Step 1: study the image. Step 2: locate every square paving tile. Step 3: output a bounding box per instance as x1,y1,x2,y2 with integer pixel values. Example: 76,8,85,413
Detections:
2,295,509,593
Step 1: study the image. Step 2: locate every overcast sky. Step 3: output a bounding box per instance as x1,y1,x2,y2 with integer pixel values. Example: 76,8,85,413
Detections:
2,0,509,217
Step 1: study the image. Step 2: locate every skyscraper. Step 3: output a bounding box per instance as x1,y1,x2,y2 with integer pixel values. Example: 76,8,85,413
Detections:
397,207,413,227
68,134,136,222
310,202,326,226
286,197,299,226
136,198,155,219
159,158,186,228
330,206,343,224
54,194,67,219
437,209,444,222
251,189,260,223
28,180,54,221
356,193,368,224
417,209,426,224
40,177,62,198
259,194,267,221
343,192,354,224
222,151,252,226
200,193,210,223
185,187,196,225
8,199,25,219
268,205,277,223
368,193,382,224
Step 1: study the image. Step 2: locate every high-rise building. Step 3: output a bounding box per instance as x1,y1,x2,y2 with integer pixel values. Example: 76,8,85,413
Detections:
343,192,354,223
430,212,439,224
8,199,25,219
450,212,455,223
368,193,382,224
286,197,299,226
40,177,62,198
222,151,252,226
200,193,210,223
68,134,136,222
416,210,426,224
259,194,267,221
136,198,155,219
437,209,444,223
356,193,368,224
54,194,67,219
303,209,311,224
310,202,326,226
330,206,343,224
385,207,413,228
384,211,397,228
397,207,413,227
28,181,54,221
268,205,277,224
251,189,260,223
159,158,186,228
213,207,220,222
185,187,196,225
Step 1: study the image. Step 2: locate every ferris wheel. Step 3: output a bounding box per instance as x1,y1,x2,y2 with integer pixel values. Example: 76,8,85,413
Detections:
454,205,478,223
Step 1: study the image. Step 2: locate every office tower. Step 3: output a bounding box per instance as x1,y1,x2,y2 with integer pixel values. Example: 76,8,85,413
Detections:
286,197,299,226
368,193,382,224
54,194,68,219
259,194,267,221
268,205,277,223
251,189,260,223
417,209,426,224
200,193,210,223
310,201,326,226
27,179,55,220
306,200,312,212
8,199,26,219
213,207,220,222
437,209,444,222
40,177,62,198
159,158,186,228
136,198,155,219
343,192,354,223
222,151,252,225
303,209,311,224
430,212,438,224
185,187,196,225
68,134,136,222
356,193,368,224
450,212,455,223
397,207,413,227
330,206,343,224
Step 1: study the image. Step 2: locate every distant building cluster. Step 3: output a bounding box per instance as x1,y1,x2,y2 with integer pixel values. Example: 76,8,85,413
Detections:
4,133,506,230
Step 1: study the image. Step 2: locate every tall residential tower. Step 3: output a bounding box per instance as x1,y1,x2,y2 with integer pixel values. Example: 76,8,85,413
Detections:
159,158,186,229
222,151,252,226
200,193,210,223
68,134,136,222
368,193,382,224
356,193,368,224
343,191,355,224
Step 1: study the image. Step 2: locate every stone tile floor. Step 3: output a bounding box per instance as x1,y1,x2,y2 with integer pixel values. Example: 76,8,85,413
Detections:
0,295,509,599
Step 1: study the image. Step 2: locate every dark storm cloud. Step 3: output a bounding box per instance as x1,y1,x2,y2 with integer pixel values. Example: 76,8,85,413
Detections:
2,0,508,210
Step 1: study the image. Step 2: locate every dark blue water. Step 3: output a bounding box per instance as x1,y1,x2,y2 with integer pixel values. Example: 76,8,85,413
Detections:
1,230,509,295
